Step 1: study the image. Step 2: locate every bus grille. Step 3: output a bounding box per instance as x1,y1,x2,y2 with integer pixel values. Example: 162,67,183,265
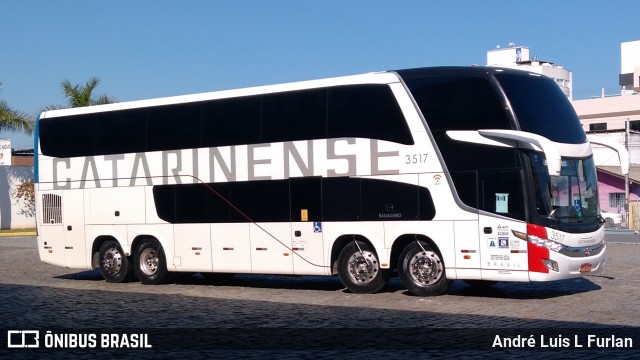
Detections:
42,194,62,224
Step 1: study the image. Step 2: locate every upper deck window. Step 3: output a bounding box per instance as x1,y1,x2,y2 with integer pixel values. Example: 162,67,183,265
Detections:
39,84,412,158
404,75,512,132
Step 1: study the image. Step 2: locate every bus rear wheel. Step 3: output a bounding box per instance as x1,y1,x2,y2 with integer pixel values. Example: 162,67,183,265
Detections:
99,240,132,283
134,239,170,285
337,240,388,294
398,241,451,296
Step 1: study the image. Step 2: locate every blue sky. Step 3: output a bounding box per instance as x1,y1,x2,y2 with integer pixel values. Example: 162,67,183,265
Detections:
1,0,639,149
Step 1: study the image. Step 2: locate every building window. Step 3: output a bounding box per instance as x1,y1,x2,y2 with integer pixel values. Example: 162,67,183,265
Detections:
629,120,640,132
589,123,607,132
609,192,625,209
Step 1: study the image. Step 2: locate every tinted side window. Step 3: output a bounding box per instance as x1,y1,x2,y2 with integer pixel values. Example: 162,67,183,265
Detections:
360,179,436,221
261,89,326,143
361,179,420,221
404,75,523,213
478,169,525,220
418,187,436,220
41,83,413,158
40,114,97,158
147,103,201,152
451,171,478,208
290,177,322,222
153,185,176,223
153,183,231,223
202,96,261,147
96,109,147,155
322,177,361,221
229,180,290,222
175,183,231,223
328,85,413,145
405,76,511,131
450,169,526,220
154,178,435,223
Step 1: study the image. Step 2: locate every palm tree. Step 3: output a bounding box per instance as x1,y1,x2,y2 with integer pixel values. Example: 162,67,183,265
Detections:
0,99,34,134
0,82,34,134
44,77,116,110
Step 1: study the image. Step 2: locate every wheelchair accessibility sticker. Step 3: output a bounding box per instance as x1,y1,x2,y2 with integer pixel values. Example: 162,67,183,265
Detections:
313,222,322,233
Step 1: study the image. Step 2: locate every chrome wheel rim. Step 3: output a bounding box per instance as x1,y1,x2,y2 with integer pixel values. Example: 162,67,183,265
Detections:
102,246,122,275
409,251,443,285
139,247,159,276
347,250,378,284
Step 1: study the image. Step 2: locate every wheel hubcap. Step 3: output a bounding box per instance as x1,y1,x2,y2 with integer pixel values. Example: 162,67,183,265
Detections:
409,251,443,285
140,248,159,276
347,251,378,283
102,247,122,275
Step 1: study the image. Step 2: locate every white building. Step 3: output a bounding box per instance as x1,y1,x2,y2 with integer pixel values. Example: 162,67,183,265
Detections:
572,39,640,139
620,40,640,93
571,40,640,227
0,139,11,166
487,43,573,99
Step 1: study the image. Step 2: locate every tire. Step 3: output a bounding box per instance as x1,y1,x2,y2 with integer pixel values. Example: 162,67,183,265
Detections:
337,240,388,294
134,238,170,285
605,218,614,228
463,280,498,289
99,240,133,283
398,241,451,296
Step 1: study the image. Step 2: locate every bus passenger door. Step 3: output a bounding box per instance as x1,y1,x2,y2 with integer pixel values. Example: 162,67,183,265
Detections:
62,189,87,268
291,221,324,275
478,214,528,281
476,169,529,281
289,178,324,275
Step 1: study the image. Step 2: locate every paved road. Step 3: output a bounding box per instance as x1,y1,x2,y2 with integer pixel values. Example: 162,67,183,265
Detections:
1,235,638,359
605,229,640,244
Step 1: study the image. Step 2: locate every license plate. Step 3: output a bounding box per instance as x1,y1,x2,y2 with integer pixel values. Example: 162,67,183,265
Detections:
580,263,592,273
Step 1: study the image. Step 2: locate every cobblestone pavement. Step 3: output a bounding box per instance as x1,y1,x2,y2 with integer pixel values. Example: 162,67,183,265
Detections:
1,236,638,359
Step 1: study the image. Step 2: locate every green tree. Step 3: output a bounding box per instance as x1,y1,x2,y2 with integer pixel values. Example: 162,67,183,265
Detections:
0,82,34,134
45,76,116,110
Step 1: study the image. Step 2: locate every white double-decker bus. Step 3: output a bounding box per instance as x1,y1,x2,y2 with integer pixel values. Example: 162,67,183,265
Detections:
35,67,628,296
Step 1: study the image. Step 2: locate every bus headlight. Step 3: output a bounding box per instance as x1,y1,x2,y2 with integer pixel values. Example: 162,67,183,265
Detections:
542,259,559,272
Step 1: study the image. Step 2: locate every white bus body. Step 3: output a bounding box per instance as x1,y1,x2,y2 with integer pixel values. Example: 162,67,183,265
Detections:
35,67,628,296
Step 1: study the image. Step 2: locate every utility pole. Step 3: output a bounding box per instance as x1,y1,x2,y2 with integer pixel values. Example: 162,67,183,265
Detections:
625,118,630,228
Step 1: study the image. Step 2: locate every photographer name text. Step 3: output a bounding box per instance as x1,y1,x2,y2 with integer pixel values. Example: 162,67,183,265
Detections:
493,334,633,348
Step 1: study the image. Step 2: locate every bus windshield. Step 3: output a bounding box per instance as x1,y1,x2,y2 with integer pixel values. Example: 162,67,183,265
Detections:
529,152,600,229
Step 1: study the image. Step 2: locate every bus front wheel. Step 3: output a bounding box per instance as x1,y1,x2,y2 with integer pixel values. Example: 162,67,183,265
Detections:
134,239,170,285
99,240,132,283
337,240,388,294
398,241,451,296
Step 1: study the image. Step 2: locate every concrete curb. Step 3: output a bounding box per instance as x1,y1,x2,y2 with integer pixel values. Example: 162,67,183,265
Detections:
0,231,36,237
606,228,640,234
